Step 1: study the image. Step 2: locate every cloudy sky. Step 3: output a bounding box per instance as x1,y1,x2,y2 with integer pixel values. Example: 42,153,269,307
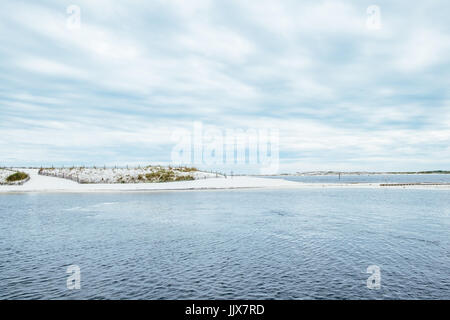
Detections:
1,0,449,172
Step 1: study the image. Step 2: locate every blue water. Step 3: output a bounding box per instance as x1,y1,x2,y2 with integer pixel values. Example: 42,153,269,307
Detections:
268,174,450,184
0,189,449,299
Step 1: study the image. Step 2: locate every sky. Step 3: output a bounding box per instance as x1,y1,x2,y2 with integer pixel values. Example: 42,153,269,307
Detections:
0,0,449,173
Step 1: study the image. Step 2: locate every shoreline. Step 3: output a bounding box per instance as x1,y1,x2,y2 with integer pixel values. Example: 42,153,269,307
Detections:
0,169,449,193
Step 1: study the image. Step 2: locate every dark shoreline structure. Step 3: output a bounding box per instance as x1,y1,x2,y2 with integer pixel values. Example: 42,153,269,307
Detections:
380,182,450,187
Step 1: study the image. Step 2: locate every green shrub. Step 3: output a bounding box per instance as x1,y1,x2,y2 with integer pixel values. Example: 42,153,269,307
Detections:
175,175,194,181
145,172,159,181
158,170,175,182
178,166,198,172
143,168,195,183
6,172,29,182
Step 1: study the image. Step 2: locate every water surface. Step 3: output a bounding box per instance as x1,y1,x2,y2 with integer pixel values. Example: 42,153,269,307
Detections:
0,188,449,299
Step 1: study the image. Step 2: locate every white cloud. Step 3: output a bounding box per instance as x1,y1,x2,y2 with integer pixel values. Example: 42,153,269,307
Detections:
0,0,449,170
16,57,86,78
394,29,450,72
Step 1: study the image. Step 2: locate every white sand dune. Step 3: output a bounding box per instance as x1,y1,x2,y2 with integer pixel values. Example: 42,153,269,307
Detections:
38,166,218,183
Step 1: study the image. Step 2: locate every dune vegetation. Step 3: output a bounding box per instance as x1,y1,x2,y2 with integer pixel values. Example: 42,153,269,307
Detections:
38,165,218,184
0,170,29,185
6,172,29,182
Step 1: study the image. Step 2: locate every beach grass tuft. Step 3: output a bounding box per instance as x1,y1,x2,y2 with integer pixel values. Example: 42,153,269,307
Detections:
6,171,29,182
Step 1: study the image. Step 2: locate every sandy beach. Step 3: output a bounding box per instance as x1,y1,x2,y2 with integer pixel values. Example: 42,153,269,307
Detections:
0,169,301,193
0,169,449,193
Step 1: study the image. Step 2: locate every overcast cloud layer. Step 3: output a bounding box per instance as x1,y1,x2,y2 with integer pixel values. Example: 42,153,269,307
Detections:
1,0,449,172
